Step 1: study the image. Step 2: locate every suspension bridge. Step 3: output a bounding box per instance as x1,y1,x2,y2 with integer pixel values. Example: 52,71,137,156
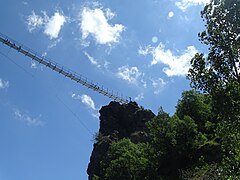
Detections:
0,33,129,104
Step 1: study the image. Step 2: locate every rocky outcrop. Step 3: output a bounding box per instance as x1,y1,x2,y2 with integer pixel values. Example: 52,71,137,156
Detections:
87,101,155,179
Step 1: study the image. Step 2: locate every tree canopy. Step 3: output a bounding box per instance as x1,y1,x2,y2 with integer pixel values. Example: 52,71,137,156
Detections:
188,0,240,177
188,0,240,121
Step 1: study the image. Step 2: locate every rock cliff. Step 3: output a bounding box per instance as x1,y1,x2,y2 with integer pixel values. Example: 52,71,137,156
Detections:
87,101,155,179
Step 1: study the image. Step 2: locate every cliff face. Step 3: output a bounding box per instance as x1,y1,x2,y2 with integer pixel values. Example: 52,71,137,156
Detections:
87,101,155,179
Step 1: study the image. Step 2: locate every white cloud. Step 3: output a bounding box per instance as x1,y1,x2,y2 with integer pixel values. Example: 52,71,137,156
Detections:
44,12,66,39
48,37,62,48
117,65,142,84
134,93,144,101
72,93,96,110
31,61,38,69
0,79,9,89
14,109,44,127
151,78,167,94
105,8,115,19
168,11,174,18
30,60,45,70
27,11,44,32
81,94,96,110
27,10,66,39
83,51,101,68
141,79,147,88
91,112,100,119
80,7,125,45
138,45,152,56
103,61,110,69
71,93,82,101
176,0,210,11
72,93,99,118
139,43,198,76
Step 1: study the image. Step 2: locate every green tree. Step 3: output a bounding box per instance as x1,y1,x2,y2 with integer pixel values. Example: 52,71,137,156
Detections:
101,138,156,180
147,108,199,178
188,0,240,119
189,0,239,92
188,0,240,178
176,90,214,133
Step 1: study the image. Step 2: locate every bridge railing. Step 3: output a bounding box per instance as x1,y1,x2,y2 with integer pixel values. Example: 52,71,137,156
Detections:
0,33,129,104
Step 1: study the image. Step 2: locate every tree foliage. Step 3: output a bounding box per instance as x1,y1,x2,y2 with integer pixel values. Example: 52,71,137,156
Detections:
147,109,199,178
101,138,155,180
176,90,214,132
188,0,240,178
188,0,240,120
189,0,240,93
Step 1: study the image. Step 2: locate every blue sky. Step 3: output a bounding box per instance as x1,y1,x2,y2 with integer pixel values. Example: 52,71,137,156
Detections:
0,0,209,179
